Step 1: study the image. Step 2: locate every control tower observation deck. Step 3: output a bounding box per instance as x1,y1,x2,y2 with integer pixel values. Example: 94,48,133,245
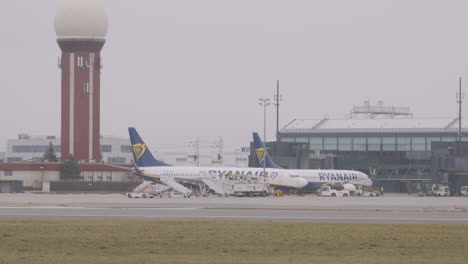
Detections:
54,0,108,162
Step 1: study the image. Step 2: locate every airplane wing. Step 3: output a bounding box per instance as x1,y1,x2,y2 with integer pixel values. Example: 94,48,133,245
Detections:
100,163,134,172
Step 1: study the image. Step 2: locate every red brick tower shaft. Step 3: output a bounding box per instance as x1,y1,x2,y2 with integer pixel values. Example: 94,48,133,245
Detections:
58,40,104,161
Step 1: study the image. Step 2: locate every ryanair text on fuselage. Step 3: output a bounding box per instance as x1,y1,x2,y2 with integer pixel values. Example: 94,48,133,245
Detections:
318,172,358,181
209,170,277,177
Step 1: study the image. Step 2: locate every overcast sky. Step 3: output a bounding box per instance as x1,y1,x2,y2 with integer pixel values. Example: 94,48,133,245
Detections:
2,0,468,152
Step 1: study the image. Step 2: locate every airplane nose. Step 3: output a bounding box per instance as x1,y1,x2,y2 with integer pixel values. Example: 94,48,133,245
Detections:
297,177,308,188
363,173,373,186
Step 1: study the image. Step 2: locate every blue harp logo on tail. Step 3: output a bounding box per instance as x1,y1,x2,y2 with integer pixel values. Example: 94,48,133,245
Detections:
132,143,146,160
256,147,266,164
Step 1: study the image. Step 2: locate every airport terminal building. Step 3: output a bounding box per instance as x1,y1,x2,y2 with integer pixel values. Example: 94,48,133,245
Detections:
253,117,468,193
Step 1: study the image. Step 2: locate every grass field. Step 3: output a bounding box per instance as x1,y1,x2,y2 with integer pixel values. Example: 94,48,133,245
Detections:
1,219,467,264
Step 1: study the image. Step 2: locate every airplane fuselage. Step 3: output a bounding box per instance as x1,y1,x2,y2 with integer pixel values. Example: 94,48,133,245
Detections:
288,169,373,189
136,166,308,190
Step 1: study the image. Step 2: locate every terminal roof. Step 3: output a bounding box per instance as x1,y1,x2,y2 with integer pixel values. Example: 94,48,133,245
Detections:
281,118,468,133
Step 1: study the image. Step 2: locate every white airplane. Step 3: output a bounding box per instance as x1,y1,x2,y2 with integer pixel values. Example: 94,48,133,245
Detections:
252,132,373,189
128,128,308,194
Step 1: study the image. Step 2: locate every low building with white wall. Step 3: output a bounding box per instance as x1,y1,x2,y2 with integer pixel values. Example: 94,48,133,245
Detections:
4,134,133,164
4,134,250,167
0,162,136,190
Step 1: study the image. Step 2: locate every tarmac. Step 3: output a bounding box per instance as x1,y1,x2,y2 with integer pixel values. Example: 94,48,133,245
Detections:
1,193,468,224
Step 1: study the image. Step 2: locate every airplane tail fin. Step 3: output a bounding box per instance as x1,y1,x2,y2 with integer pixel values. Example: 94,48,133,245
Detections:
128,127,171,167
252,132,281,169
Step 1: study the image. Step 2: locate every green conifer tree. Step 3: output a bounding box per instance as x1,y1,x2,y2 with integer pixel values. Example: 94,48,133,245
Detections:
60,155,81,180
42,142,58,162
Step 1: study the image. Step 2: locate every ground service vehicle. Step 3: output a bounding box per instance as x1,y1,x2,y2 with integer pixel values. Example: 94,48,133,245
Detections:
229,182,271,197
431,184,450,196
274,190,284,197
343,183,363,196
461,186,468,196
362,191,380,197
320,184,350,197
126,192,155,199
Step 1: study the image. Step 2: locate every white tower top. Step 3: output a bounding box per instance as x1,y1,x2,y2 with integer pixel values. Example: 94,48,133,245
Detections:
54,0,108,41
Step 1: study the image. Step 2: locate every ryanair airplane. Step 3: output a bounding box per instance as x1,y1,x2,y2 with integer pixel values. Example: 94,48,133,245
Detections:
128,128,308,192
252,132,373,189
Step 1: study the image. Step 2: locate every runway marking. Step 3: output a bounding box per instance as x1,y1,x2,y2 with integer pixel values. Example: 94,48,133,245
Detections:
0,207,197,210
0,207,96,209
1,213,468,222
1,206,468,213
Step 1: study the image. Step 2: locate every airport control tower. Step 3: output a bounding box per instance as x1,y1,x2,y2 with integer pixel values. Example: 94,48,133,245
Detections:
54,0,108,162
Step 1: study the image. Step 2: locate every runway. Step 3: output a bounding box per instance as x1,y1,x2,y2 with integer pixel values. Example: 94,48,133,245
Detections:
1,193,468,224
1,206,468,224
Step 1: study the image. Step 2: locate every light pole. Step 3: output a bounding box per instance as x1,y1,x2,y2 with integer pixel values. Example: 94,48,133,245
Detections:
273,80,282,142
258,98,271,144
258,98,270,176
189,137,200,166
456,76,463,155
215,137,223,165
40,166,44,192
